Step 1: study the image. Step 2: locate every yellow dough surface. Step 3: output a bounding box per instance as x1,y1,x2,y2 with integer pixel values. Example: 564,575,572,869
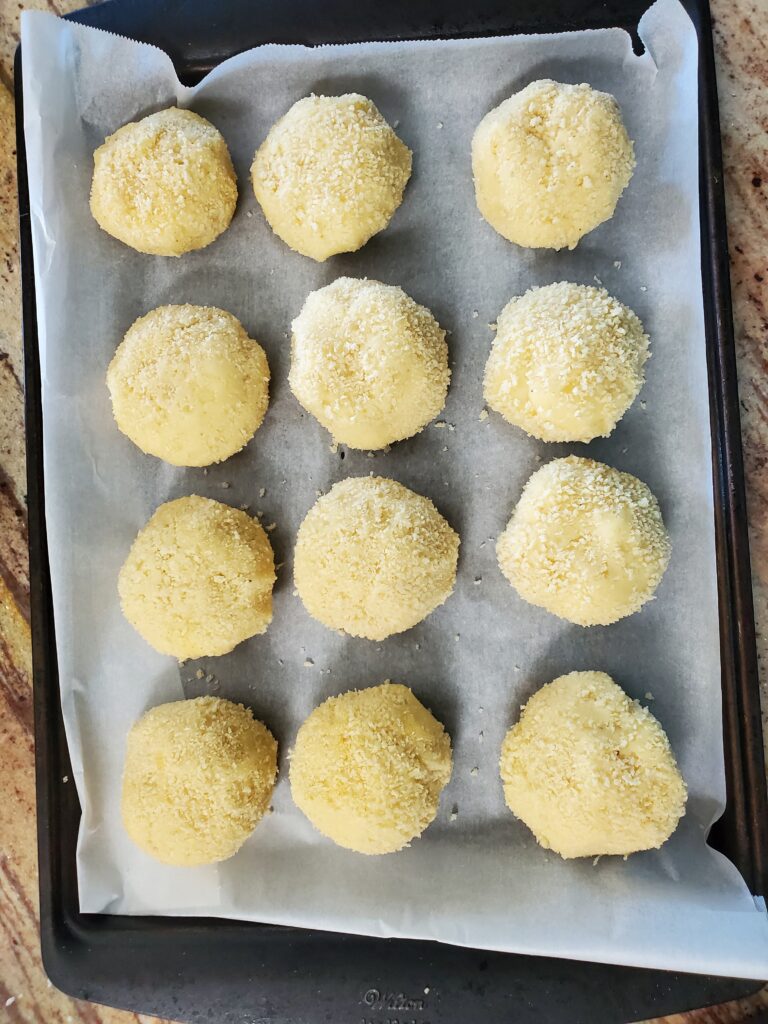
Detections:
121,696,277,866
118,496,276,659
294,477,459,640
497,457,670,626
252,94,412,261
484,282,648,442
472,80,635,250
90,107,237,256
500,671,687,859
290,682,452,854
289,277,449,449
107,304,270,467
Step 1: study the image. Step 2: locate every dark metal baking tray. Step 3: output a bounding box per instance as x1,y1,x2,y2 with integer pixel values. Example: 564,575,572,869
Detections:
15,0,768,1019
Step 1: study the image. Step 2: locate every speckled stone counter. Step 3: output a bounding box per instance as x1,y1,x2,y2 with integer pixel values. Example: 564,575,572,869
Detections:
0,1,765,1021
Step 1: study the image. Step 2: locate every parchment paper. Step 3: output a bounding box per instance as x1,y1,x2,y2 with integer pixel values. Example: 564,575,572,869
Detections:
21,0,768,978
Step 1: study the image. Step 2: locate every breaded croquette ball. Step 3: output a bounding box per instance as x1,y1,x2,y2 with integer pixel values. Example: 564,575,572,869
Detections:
121,697,277,866
118,496,276,660
90,107,237,256
500,671,687,858
483,282,648,442
472,80,635,250
107,305,270,467
497,457,670,626
294,477,459,640
289,278,449,449
251,94,412,261
290,682,452,854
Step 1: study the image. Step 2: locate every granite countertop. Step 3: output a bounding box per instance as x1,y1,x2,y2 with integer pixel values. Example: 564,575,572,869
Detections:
0,0,766,1021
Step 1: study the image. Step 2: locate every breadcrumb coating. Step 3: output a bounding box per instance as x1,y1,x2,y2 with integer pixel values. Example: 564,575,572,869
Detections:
121,697,277,866
252,94,412,261
294,477,459,640
118,496,276,659
472,80,635,250
290,682,452,854
90,107,237,256
107,304,270,467
289,277,449,449
484,282,648,442
497,457,670,626
500,672,687,858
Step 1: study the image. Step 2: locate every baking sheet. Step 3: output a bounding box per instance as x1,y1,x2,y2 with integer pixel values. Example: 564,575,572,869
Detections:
20,0,768,978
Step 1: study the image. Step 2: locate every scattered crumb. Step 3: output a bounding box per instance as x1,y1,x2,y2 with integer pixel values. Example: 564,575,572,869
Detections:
437,121,444,129
472,310,479,318
203,468,208,476
205,674,215,684
613,260,622,269
479,409,489,421
415,643,421,650
593,855,602,866
433,421,447,429
479,706,484,713
5,997,16,1008
195,669,205,680
448,423,455,431
367,451,374,458
424,987,430,995
303,658,314,668
640,400,647,409
474,577,482,585
454,634,460,641
220,481,231,489
315,489,322,497
329,442,338,454
259,487,266,498
450,804,459,821
640,285,648,292
593,275,603,285
266,522,277,532
62,776,69,783
479,731,484,743
239,503,250,511
470,766,479,777
645,691,655,701
246,210,253,218
442,446,448,452
275,561,284,570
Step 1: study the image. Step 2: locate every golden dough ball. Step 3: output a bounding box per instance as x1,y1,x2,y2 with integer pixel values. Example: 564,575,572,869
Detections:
497,457,670,626
118,496,276,660
483,282,648,443
251,94,412,261
290,682,452,854
90,107,237,256
472,80,635,250
289,278,450,449
107,305,270,467
294,477,459,640
500,671,687,859
121,696,277,866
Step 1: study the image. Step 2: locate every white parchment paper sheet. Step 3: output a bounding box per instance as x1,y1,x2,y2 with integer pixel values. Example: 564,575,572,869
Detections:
21,0,768,978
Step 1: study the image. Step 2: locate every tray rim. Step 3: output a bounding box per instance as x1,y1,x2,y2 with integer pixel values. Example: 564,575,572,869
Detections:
14,0,768,1018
